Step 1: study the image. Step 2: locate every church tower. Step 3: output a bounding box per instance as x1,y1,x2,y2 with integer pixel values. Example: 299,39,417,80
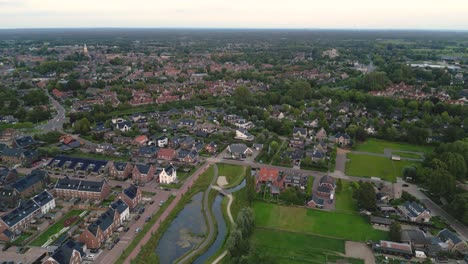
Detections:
83,44,89,56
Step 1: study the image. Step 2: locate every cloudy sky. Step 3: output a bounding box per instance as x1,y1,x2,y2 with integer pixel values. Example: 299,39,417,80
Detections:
0,0,467,30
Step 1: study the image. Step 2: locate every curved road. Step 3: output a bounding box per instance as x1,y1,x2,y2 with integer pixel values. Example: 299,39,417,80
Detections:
177,164,219,264
36,90,66,132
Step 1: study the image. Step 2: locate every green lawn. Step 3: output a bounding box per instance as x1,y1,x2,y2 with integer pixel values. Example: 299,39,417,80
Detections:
335,181,358,213
355,139,434,154
253,202,388,242
30,210,84,247
345,153,419,182
217,164,246,188
391,151,423,159
251,228,363,264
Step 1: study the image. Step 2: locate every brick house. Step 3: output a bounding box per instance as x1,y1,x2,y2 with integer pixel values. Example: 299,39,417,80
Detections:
12,170,48,198
316,175,336,198
256,167,284,195
54,177,111,201
438,229,468,253
43,240,85,264
0,167,17,187
118,184,141,209
79,208,121,249
0,199,40,234
157,148,176,161
108,161,133,180
334,132,351,146
398,201,431,223
132,164,156,183
1,147,38,165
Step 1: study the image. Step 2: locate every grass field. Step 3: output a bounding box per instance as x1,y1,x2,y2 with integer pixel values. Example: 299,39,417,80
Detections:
253,202,388,242
345,153,419,182
30,210,84,247
251,228,363,264
355,139,434,154
217,164,246,188
335,181,358,213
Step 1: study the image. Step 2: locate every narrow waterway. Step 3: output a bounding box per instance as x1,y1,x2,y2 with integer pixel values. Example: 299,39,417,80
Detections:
155,192,206,264
193,179,247,263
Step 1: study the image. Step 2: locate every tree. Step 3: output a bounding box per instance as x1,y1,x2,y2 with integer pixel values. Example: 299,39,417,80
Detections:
353,182,377,211
246,168,256,206
336,179,343,192
447,194,468,225
403,166,417,181
440,152,467,180
74,117,91,135
428,169,455,199
389,222,402,242
269,141,279,154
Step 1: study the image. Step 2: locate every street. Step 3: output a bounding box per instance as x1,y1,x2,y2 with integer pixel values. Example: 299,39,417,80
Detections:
36,90,67,132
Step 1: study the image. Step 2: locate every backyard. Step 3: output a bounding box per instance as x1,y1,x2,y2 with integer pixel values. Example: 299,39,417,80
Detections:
251,228,364,264
30,210,84,247
253,202,388,242
354,139,434,154
335,180,358,213
345,153,419,182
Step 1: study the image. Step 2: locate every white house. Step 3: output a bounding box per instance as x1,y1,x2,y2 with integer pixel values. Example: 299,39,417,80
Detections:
111,199,130,222
115,120,132,132
235,129,255,141
159,164,177,184
32,190,56,214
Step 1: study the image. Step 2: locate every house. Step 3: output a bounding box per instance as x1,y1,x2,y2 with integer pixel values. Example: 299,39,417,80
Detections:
157,148,176,161
110,199,130,222
118,185,142,209
307,195,324,209
283,172,307,190
401,229,429,250
47,156,109,176
0,199,40,233
179,119,196,128
159,164,177,184
12,170,47,198
0,186,19,208
370,216,394,227
13,135,38,149
398,201,431,223
293,127,307,139
0,128,16,142
177,149,198,164
289,138,305,149
54,177,111,201
132,164,156,183
32,190,56,215
334,132,351,146
226,144,253,159
108,161,133,180
137,146,159,158
115,120,132,132
234,119,255,129
307,150,326,162
316,175,335,199
438,229,468,253
372,241,413,257
151,135,168,147
134,135,149,145
0,166,17,186
235,129,255,141
1,147,38,165
205,142,218,154
180,137,196,150
43,240,85,264
315,128,327,142
256,167,284,195
79,208,121,249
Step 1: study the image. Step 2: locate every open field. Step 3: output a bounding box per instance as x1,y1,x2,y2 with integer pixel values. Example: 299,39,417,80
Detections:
335,181,358,213
392,151,423,159
345,153,419,182
253,202,388,242
217,164,245,188
30,210,84,247
355,139,434,154
251,228,364,264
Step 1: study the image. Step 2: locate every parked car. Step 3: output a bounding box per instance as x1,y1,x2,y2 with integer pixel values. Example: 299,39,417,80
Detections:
135,227,142,233
159,200,165,206
402,184,409,187
114,238,120,244
149,200,155,205
108,244,114,250
138,207,145,214
145,216,151,222
124,226,130,232
90,248,99,253
134,215,141,221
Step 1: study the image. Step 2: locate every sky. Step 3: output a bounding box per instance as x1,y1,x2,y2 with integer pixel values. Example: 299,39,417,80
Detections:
0,0,467,30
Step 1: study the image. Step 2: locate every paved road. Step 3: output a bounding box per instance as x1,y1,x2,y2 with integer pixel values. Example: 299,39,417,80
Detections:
122,162,212,264
36,90,66,132
94,190,171,264
177,164,219,264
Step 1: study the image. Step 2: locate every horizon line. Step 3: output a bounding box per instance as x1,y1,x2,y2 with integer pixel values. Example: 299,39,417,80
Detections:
0,27,467,32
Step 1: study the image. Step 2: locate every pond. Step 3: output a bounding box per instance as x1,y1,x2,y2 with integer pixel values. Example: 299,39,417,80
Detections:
155,192,206,264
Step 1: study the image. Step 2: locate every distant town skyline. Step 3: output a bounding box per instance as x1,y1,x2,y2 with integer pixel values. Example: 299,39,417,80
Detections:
0,0,467,30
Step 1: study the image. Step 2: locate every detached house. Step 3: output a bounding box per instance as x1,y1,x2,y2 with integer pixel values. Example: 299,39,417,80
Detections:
398,201,431,223
256,167,284,195
132,164,156,183
334,132,351,146
235,129,255,141
316,175,336,199
438,229,468,253
292,127,307,139
159,164,177,184
43,240,85,264
226,144,253,159
115,120,132,132
157,148,176,161
118,184,142,209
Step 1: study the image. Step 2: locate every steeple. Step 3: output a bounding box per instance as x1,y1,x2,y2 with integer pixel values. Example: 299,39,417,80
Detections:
83,44,88,56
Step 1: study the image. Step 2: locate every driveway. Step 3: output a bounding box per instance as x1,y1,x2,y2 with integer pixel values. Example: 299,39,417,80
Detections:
345,241,375,264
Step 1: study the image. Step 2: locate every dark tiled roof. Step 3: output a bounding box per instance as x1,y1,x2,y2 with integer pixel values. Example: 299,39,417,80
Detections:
438,229,462,245
110,199,129,215
33,190,54,207
113,162,129,171
14,136,37,148
1,147,24,158
55,177,105,193
50,240,85,264
1,199,39,227
88,208,115,236
12,170,46,193
123,185,139,199
48,155,108,173
135,164,151,175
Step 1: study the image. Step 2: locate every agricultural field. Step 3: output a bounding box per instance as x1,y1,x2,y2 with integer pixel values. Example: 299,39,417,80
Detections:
253,202,388,242
345,153,419,182
355,139,434,154
251,228,364,264
30,210,84,247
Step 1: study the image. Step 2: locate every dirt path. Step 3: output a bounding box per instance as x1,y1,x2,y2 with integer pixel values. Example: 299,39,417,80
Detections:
345,241,375,264
123,162,212,264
